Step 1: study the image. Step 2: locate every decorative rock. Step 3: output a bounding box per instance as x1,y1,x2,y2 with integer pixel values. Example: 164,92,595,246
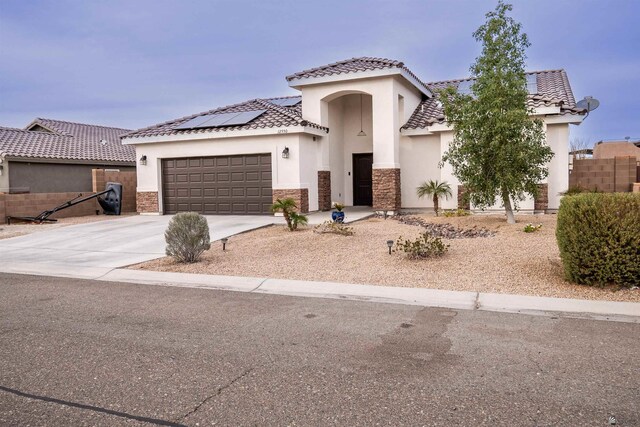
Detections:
395,215,495,239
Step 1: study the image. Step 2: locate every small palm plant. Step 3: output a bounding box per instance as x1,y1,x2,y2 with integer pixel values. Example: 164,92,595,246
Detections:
271,198,308,231
416,180,452,216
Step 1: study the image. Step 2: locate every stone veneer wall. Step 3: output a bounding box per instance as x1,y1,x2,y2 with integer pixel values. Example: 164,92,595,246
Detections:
272,188,309,213
534,184,549,212
372,168,401,212
137,191,159,214
457,185,471,210
317,171,331,211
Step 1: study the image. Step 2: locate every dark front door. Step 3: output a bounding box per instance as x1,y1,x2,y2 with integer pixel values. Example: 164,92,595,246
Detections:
353,153,373,206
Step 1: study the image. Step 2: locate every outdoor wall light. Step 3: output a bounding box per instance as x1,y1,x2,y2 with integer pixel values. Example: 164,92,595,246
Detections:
282,147,290,159
386,239,394,255
221,237,229,251
140,155,147,166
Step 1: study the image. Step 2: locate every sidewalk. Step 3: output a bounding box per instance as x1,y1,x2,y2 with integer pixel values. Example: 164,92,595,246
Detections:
2,263,638,323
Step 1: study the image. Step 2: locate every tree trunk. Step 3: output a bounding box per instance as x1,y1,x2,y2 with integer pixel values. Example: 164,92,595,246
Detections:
433,195,439,216
501,189,515,224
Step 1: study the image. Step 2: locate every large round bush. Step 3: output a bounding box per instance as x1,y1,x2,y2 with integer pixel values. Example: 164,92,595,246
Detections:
556,193,640,287
165,212,211,263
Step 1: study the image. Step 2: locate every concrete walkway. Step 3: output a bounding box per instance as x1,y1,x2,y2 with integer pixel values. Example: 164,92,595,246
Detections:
0,215,284,270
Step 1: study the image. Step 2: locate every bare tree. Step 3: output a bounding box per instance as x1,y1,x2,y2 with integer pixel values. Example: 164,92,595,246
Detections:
569,137,592,159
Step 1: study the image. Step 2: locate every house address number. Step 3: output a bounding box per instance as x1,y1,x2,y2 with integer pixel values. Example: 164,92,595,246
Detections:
277,129,288,134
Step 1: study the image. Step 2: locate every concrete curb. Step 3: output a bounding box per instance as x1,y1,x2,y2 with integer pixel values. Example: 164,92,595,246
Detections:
256,278,478,310
3,265,638,323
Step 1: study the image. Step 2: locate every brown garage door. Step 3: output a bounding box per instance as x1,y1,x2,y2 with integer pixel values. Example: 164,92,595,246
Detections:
162,154,272,215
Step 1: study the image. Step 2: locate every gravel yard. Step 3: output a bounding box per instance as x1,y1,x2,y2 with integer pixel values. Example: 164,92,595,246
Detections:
0,214,136,240
133,214,640,303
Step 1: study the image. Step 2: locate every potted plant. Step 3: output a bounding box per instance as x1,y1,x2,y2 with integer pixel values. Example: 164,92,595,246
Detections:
331,201,345,223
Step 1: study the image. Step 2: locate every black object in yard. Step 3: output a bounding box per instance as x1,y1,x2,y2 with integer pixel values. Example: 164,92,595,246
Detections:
6,182,123,224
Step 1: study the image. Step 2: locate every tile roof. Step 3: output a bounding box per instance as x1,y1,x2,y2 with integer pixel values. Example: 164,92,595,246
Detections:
123,96,327,139
0,119,134,163
403,70,584,130
286,57,430,93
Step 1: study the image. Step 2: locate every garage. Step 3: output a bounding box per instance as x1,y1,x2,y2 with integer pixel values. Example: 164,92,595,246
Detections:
162,154,272,215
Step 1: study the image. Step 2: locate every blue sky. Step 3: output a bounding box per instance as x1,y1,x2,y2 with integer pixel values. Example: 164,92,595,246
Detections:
1,0,638,146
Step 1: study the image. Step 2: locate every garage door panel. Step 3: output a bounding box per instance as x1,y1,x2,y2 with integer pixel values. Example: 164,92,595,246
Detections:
162,153,272,215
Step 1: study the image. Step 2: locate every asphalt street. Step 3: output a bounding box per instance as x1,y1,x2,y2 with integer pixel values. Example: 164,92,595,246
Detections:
0,273,638,426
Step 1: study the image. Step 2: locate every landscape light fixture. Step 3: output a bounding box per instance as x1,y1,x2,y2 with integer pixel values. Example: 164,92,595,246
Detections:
358,94,366,137
139,155,147,166
282,147,290,159
386,239,394,255
221,237,228,251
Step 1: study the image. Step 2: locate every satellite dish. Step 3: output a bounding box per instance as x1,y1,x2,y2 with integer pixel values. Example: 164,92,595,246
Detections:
576,96,600,118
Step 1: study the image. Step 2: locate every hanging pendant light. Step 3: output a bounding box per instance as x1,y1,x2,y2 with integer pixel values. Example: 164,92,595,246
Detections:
358,94,366,136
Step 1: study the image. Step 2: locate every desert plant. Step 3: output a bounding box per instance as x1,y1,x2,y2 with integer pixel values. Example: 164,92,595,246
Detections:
313,220,354,236
332,201,345,212
523,223,542,233
165,212,211,263
442,208,472,217
439,2,553,224
416,180,452,216
271,198,308,231
394,233,449,259
556,193,640,287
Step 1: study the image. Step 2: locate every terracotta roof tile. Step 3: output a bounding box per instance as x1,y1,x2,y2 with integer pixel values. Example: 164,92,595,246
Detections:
124,96,327,139
286,57,430,93
0,119,134,162
403,70,584,129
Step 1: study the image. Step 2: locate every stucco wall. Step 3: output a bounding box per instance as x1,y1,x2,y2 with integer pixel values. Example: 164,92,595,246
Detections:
400,134,441,208
593,141,640,159
133,133,319,213
7,161,135,193
406,122,569,212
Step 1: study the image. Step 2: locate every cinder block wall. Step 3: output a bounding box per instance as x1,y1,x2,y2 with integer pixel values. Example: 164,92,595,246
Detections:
92,169,137,212
4,192,100,221
0,193,6,224
569,156,638,192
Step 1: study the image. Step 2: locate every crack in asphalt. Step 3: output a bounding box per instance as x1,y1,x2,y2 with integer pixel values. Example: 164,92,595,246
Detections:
175,367,254,423
0,385,186,426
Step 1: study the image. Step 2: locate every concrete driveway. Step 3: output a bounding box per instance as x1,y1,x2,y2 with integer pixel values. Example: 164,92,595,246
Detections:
0,215,282,272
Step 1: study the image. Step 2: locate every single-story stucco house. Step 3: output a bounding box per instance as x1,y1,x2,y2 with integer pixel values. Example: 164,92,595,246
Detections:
0,118,135,193
123,57,586,215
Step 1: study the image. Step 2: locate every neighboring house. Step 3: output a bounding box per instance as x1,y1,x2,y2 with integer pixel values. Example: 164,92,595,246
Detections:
0,118,135,193
592,139,640,159
123,57,586,215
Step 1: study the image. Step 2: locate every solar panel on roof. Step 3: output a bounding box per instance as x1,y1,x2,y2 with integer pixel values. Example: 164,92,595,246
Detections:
457,80,474,95
174,115,214,130
196,112,243,127
526,74,538,94
221,109,267,126
271,97,302,107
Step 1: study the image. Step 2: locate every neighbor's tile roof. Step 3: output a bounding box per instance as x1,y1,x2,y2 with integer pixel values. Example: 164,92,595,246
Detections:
286,57,430,92
123,96,327,139
0,119,134,162
403,69,584,130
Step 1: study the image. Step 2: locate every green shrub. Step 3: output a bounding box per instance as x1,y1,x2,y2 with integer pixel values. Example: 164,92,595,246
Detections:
313,220,354,236
395,233,449,259
165,212,211,263
556,193,640,287
442,208,472,217
561,186,599,196
523,223,542,233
